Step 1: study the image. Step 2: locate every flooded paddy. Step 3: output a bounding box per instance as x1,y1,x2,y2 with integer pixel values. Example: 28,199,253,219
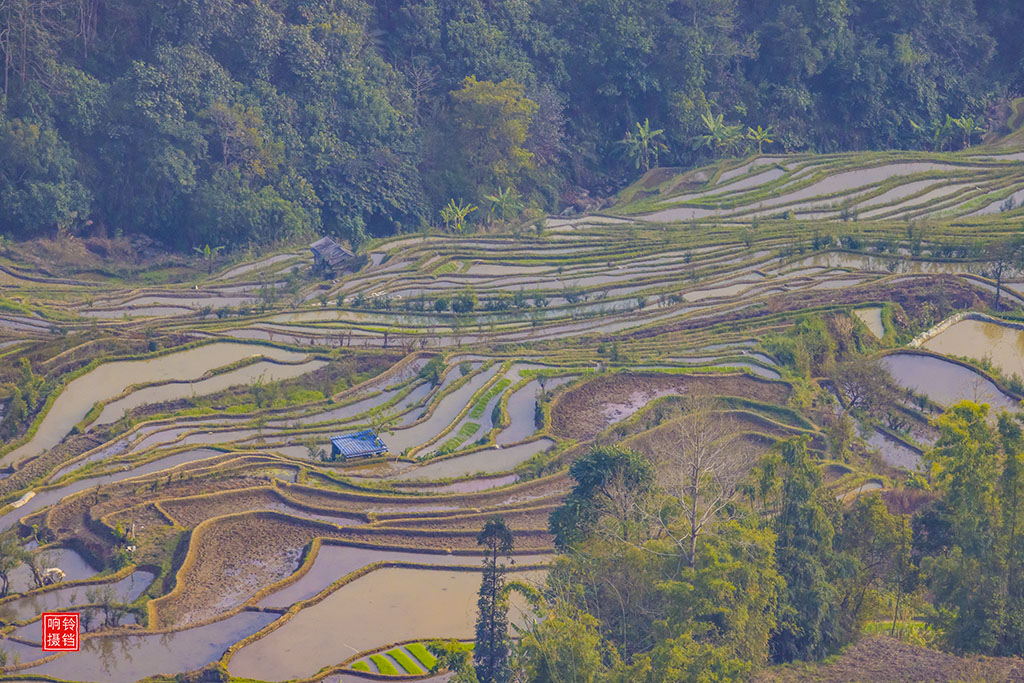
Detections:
6,547,95,594
881,352,1017,410
95,358,325,425
79,306,192,319
497,378,573,445
5,548,95,593
15,610,277,683
217,254,301,280
3,343,306,465
759,163,968,208
0,449,222,531
922,318,1024,378
404,472,520,494
230,567,545,681
684,279,762,302
258,545,548,609
0,569,156,623
867,429,923,471
854,307,884,337
391,438,555,481
384,365,501,454
7,148,1024,682
794,252,973,274
861,182,972,218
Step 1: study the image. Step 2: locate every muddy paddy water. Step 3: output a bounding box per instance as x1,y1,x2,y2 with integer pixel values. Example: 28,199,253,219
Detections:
384,365,500,454
258,545,550,609
390,438,555,481
95,358,324,425
13,610,276,683
854,307,884,337
403,472,520,494
2,343,306,466
922,318,1024,378
881,352,1017,410
0,449,222,531
497,377,574,446
0,569,156,623
6,547,95,594
867,429,922,471
231,567,545,681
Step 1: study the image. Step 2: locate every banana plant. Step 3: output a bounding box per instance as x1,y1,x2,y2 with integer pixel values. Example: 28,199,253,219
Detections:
484,186,524,221
440,199,478,233
192,244,225,260
746,125,774,154
620,118,668,171
953,115,985,148
696,112,744,157
192,244,225,274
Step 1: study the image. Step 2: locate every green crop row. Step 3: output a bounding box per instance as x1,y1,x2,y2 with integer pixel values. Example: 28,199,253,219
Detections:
369,653,400,675
352,643,436,675
406,642,438,669
387,647,425,674
469,378,511,419
436,421,482,454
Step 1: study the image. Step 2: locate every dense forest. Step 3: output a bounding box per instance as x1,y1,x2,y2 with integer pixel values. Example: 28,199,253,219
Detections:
491,401,1024,681
424,318,1024,681
1,0,1022,248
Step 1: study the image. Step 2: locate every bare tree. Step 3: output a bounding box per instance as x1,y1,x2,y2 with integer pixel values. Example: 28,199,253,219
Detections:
640,396,748,567
401,57,438,117
984,237,1024,310
23,549,48,589
831,356,898,416
0,539,26,596
0,0,74,95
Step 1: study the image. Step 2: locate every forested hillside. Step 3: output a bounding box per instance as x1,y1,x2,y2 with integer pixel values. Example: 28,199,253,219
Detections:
1,0,1022,249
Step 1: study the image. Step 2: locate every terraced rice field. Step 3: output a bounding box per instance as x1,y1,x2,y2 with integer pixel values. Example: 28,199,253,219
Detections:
1,147,1023,681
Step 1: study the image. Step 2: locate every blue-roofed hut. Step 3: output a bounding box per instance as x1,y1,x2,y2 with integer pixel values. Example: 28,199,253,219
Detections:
329,429,389,460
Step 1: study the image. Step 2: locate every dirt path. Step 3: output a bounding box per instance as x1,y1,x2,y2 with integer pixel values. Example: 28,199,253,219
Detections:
551,372,790,441
755,635,1024,682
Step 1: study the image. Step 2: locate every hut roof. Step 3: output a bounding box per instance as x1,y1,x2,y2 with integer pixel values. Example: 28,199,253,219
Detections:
310,237,354,268
330,429,389,459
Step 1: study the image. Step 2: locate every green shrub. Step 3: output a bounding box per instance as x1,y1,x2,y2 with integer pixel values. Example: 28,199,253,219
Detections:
419,357,445,384
286,389,325,404
452,288,477,313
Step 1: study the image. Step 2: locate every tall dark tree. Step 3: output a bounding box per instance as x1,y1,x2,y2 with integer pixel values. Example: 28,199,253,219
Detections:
997,413,1024,655
475,516,514,683
769,437,843,662
924,402,1018,655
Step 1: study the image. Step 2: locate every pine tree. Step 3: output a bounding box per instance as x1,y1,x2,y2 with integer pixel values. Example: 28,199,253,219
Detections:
770,437,842,662
475,517,514,683
924,401,1004,653
998,413,1024,655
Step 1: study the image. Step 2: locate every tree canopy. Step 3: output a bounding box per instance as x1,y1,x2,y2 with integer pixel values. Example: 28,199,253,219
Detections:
2,0,1022,248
